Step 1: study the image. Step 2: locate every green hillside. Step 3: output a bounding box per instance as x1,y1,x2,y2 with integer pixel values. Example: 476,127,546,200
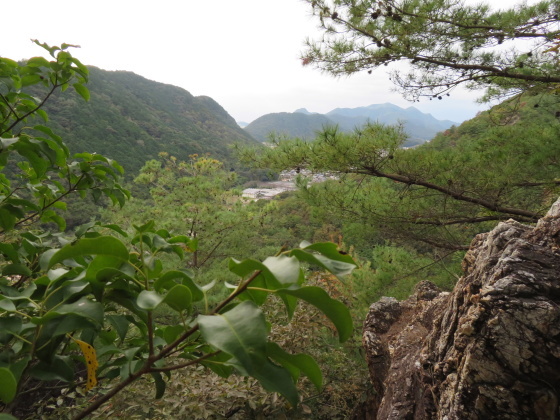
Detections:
244,104,456,146
29,67,260,174
428,93,560,150
244,112,332,141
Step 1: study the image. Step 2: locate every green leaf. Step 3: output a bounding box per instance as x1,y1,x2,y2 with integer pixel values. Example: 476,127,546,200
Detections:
154,270,203,301
0,367,17,404
277,286,353,342
40,209,66,231
163,284,192,312
45,236,129,269
29,356,74,382
85,255,126,299
262,255,302,285
290,242,356,278
0,298,16,312
198,301,267,371
198,302,299,405
0,137,19,148
150,371,166,399
51,314,98,337
0,413,18,420
73,83,90,101
107,314,130,342
199,351,233,378
21,74,42,86
34,296,103,326
36,108,49,122
266,342,322,390
2,263,32,277
163,325,184,344
137,290,163,310
27,56,50,67
0,207,16,231
100,223,129,237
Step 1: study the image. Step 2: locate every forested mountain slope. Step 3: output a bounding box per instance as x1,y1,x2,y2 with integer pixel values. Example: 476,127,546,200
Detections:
427,93,560,150
31,66,259,174
244,103,456,146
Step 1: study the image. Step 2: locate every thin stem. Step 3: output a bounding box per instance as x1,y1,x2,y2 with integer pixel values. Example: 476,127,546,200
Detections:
151,351,220,372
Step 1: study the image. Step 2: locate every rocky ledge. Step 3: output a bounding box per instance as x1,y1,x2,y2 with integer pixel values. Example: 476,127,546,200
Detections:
358,199,560,419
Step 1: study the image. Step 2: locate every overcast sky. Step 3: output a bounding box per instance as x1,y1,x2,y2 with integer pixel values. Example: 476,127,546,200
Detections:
2,0,524,124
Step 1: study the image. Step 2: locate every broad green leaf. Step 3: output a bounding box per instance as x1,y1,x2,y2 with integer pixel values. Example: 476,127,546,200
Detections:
29,356,73,382
21,74,42,86
107,314,130,343
36,108,49,122
2,263,32,277
0,243,18,262
0,137,19,148
34,296,103,326
27,56,50,67
0,368,17,404
163,284,192,312
40,209,66,231
0,413,17,420
199,351,233,378
0,317,22,341
45,236,129,269
198,301,267,371
154,270,202,301
262,255,302,285
137,290,163,310
85,255,126,299
277,286,353,342
0,298,16,312
249,358,299,407
290,242,356,278
133,220,155,233
199,302,299,405
72,83,90,101
163,325,184,344
9,356,31,382
0,207,16,231
266,342,322,390
105,289,148,323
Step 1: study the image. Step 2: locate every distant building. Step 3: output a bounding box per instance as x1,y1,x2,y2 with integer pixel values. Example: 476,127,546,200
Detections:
242,188,288,200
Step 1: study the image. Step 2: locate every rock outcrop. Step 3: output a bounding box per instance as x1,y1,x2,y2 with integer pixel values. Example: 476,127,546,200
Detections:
359,200,560,419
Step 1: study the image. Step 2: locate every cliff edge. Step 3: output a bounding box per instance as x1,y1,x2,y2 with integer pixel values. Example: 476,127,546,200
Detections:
357,198,560,419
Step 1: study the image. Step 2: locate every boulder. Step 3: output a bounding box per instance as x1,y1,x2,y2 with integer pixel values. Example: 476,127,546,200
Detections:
359,199,560,419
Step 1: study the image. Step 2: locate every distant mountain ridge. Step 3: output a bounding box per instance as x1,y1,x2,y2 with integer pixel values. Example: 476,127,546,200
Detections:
32,67,259,174
244,103,456,146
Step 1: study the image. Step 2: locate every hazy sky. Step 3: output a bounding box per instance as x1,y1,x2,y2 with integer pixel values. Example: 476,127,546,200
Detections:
2,0,525,124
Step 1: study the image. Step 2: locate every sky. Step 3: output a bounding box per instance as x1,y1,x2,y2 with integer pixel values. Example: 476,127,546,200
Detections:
1,0,524,124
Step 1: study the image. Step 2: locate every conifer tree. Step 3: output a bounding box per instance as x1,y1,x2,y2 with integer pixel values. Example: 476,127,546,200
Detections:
302,0,560,101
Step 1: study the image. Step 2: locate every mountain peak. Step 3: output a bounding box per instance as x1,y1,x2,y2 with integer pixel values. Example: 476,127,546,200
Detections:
248,103,456,146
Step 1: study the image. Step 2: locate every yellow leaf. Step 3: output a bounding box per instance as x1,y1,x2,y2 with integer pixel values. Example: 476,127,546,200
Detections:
74,339,99,391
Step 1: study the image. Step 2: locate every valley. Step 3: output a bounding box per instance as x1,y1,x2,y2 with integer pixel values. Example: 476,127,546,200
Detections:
1,2,559,417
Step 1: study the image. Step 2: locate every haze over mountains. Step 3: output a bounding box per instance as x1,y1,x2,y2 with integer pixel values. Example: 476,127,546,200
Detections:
244,103,457,147
31,66,461,179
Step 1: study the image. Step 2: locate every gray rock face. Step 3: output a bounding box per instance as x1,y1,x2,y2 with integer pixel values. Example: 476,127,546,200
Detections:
359,199,560,419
